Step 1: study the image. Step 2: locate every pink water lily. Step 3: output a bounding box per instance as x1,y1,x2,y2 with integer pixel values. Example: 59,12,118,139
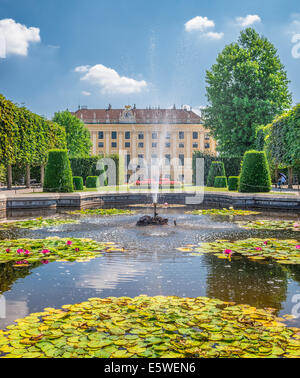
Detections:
41,249,50,255
75,248,80,252
17,249,24,254
66,241,72,246
294,223,300,228
263,241,268,245
296,245,300,249
255,247,262,251
24,250,30,256
6,248,11,253
41,260,49,265
224,249,232,255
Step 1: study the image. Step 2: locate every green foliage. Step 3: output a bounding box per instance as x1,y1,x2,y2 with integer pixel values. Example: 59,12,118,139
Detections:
52,110,92,158
228,176,240,191
192,151,242,185
70,154,123,186
68,208,135,216
0,94,67,174
0,218,78,230
239,150,271,193
214,176,227,188
265,103,300,169
73,176,84,191
204,28,291,156
1,295,299,358
86,176,100,188
207,161,226,187
43,149,74,193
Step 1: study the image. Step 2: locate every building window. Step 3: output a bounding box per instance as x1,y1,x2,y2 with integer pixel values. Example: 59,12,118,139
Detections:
138,142,144,148
152,142,157,148
205,133,210,140
138,132,144,140
125,131,131,139
179,143,184,148
165,142,171,148
205,143,210,149
193,132,198,139
126,154,131,168
179,154,184,166
178,174,184,182
166,132,171,139
112,131,117,139
152,132,158,139
138,154,144,168
125,142,130,148
193,143,198,149
165,154,171,166
98,142,104,148
98,131,104,139
179,131,184,139
112,142,117,148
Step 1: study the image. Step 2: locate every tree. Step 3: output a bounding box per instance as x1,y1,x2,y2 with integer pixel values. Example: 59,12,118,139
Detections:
204,28,291,156
239,150,271,193
52,110,92,158
265,104,300,187
43,149,73,192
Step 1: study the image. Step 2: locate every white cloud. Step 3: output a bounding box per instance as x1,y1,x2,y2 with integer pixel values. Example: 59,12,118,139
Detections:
0,18,40,58
82,90,91,96
75,64,148,95
236,15,261,27
184,16,223,40
203,31,224,40
185,16,215,32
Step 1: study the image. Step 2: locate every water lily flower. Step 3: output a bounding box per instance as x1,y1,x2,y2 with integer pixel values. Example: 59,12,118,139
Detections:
66,241,72,246
224,249,232,255
255,247,262,251
24,250,30,255
294,223,300,228
263,241,268,245
5,248,11,253
41,260,49,264
75,248,80,252
296,245,300,250
17,249,24,254
41,249,50,255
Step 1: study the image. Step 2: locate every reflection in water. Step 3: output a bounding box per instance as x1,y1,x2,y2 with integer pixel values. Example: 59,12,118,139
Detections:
0,208,300,329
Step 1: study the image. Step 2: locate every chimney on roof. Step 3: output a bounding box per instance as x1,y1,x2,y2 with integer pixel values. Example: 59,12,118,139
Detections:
173,104,176,110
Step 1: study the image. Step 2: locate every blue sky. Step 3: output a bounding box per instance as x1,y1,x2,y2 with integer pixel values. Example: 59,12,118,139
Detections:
0,0,300,118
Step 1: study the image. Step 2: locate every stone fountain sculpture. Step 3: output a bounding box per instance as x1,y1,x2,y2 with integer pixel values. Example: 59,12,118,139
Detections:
136,202,168,226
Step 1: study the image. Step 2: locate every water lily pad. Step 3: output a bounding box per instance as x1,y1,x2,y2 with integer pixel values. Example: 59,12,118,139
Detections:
0,217,78,230
0,295,299,358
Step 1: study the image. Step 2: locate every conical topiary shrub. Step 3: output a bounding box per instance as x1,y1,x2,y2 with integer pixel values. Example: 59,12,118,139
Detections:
43,149,74,192
239,150,271,193
207,161,226,187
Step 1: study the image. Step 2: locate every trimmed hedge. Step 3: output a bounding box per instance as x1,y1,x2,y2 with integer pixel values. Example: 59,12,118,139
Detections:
73,176,84,190
69,154,124,186
207,161,226,187
239,150,271,193
86,176,100,188
192,152,242,185
228,176,240,191
214,176,227,188
43,149,73,193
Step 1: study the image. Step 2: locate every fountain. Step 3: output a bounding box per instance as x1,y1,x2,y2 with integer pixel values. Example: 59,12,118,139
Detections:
136,201,168,226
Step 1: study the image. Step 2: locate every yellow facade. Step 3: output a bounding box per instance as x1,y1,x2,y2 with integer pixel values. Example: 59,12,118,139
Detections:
75,107,216,184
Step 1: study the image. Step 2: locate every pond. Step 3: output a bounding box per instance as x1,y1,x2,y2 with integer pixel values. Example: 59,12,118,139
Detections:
1,207,300,331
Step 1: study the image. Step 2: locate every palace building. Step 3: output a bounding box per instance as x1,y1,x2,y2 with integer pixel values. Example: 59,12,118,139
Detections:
73,105,216,184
